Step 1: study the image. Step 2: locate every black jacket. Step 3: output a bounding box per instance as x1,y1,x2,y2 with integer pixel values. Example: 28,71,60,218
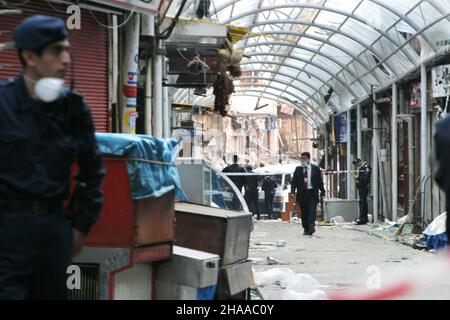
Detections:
262,176,277,194
222,163,246,192
356,162,371,190
434,115,450,238
291,164,325,202
0,76,105,234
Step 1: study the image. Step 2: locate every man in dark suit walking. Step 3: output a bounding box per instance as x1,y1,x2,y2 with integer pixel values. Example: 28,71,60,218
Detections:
291,152,325,236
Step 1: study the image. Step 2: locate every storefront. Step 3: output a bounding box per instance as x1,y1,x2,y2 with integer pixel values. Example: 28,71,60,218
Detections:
0,1,110,132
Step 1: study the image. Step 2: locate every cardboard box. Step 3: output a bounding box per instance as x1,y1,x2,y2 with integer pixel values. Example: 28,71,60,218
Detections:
281,211,291,221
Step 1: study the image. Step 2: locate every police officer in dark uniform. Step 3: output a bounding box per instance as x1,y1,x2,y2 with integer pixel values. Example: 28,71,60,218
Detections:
0,15,105,300
353,158,371,225
262,174,277,219
433,115,450,240
243,162,260,220
222,155,246,210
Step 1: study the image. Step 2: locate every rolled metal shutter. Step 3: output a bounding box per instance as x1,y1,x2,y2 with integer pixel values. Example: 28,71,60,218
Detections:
0,1,109,132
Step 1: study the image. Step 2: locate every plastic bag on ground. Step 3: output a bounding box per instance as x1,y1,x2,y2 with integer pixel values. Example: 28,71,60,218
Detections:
286,273,321,293
253,268,296,287
282,289,327,300
424,212,447,236
330,216,345,224
253,268,327,300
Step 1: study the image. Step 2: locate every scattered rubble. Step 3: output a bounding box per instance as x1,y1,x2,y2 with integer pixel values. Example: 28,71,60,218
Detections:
253,267,327,300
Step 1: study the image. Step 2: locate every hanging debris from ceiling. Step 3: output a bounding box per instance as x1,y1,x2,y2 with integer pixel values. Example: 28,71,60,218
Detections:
217,39,245,77
213,72,234,117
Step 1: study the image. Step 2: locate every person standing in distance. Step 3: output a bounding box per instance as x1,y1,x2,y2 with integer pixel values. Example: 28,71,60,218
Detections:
262,174,277,220
222,154,246,210
0,15,105,300
291,152,325,235
352,158,371,225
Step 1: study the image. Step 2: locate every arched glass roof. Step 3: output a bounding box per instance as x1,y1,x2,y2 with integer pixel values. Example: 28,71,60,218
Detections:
173,0,450,127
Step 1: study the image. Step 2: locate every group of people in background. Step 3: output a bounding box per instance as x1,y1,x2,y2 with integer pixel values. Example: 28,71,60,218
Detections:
222,152,373,237
222,155,277,220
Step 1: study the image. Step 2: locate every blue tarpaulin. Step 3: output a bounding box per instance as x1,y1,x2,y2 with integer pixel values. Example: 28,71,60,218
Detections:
95,133,188,201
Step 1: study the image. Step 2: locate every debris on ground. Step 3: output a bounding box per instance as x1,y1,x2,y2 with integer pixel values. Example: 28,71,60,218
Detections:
368,222,416,243
366,212,449,252
253,267,327,300
290,216,301,224
330,216,345,224
275,240,286,247
266,256,281,265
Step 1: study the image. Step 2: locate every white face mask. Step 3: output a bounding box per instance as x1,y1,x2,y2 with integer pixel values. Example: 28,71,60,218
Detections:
34,77,65,103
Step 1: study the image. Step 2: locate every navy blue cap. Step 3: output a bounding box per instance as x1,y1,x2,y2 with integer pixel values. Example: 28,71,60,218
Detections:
13,15,68,51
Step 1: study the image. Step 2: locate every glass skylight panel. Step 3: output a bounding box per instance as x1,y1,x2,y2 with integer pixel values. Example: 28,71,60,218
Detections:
314,10,346,29
292,80,316,96
274,74,295,84
320,44,353,65
277,65,298,76
311,55,342,75
340,19,380,45
328,35,366,57
324,0,361,13
284,87,312,103
299,37,323,50
305,26,333,40
407,1,442,28
355,1,400,32
381,0,422,15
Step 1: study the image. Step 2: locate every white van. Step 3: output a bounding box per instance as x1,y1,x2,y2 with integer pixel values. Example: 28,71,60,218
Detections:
253,163,300,216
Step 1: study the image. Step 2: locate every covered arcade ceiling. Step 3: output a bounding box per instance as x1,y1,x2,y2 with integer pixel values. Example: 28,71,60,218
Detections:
172,0,450,128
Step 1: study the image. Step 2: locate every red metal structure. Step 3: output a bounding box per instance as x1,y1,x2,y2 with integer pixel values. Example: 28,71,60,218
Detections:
70,158,175,300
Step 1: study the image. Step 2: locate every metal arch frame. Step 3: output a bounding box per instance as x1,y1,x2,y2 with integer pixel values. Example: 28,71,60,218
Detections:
240,61,338,96
236,72,341,114
194,90,321,129
173,57,354,107
237,3,316,111
369,0,438,52
230,91,322,128
214,0,438,52
238,68,327,102
191,81,327,122
216,2,420,63
173,52,360,107
217,2,450,93
349,11,450,88
192,84,326,123
245,20,406,74
230,81,325,119
244,30,386,83
242,41,372,92
235,77,322,110
246,52,362,99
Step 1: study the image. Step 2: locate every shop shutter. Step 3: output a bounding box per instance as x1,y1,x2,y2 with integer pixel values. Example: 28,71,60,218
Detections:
0,1,109,132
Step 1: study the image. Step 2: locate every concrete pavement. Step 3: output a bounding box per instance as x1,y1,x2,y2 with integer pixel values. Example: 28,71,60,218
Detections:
249,219,450,300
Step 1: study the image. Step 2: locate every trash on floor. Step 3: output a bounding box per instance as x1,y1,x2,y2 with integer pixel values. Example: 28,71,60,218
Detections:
423,212,448,251
266,256,281,265
330,216,345,224
275,240,286,247
253,268,327,300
